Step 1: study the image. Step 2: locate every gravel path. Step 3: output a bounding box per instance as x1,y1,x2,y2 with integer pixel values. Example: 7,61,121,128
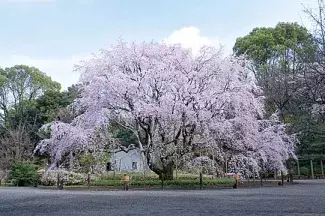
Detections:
1,180,325,216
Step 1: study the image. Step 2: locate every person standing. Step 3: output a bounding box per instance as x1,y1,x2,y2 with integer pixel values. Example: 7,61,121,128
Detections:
122,174,130,191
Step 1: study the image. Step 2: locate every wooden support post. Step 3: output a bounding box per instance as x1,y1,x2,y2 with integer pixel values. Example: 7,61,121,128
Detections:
212,153,215,179
175,156,178,180
161,174,164,190
142,155,146,178
253,169,255,183
56,162,60,190
274,169,277,180
297,159,300,178
321,160,324,177
87,173,91,190
236,173,239,188
260,161,264,186
234,176,238,189
113,159,116,180
225,160,228,175
57,173,60,190
199,172,203,190
310,159,314,179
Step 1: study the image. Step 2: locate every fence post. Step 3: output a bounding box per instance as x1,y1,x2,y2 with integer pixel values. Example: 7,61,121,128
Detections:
57,172,60,190
87,173,91,190
225,160,228,174
56,162,60,190
234,174,238,189
321,160,324,178
297,159,300,178
199,172,203,190
175,158,178,180
161,173,164,190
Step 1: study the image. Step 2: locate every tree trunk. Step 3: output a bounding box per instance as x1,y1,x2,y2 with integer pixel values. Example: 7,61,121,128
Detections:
146,154,174,180
289,169,293,184
149,162,174,180
159,167,174,180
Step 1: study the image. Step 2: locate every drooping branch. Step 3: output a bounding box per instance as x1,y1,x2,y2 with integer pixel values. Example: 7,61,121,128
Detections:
35,40,297,179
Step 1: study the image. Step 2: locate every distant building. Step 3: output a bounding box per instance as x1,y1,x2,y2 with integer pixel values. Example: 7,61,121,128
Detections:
109,147,149,172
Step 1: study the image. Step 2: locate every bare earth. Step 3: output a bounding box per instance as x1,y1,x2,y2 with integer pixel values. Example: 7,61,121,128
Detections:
0,180,324,216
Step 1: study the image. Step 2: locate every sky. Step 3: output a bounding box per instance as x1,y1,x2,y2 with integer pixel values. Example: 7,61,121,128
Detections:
0,0,317,90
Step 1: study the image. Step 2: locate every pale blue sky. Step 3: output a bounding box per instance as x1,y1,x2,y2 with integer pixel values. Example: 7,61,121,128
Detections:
0,0,315,89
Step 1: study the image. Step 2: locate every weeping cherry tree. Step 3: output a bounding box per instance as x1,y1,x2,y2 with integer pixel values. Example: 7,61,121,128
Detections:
35,40,297,179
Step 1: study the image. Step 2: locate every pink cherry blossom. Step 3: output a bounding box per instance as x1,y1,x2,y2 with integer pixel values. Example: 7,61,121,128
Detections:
35,40,297,178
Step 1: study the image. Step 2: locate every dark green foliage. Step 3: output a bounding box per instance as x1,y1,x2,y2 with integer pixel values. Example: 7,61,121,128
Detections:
0,66,80,173
294,114,325,161
35,89,75,123
233,21,324,168
0,65,61,127
115,130,138,146
9,162,39,186
108,122,138,146
298,167,310,176
234,22,315,69
0,65,74,163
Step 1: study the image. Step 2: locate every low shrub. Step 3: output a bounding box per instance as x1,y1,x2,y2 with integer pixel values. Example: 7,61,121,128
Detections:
299,167,310,176
40,170,87,186
8,162,39,186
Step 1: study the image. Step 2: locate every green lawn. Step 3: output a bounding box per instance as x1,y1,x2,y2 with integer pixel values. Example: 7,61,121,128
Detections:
86,171,235,187
91,178,235,187
1,171,236,189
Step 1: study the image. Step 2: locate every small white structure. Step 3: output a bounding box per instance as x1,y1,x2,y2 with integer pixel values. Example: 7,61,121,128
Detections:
109,147,148,172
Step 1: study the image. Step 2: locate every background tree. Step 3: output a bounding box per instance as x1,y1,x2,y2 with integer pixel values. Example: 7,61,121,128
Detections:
0,125,32,171
234,22,316,118
0,66,80,175
0,65,61,127
233,20,324,173
296,0,325,165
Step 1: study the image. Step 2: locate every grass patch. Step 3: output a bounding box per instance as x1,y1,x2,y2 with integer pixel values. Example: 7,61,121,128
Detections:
92,172,234,187
96,172,220,181
91,178,234,187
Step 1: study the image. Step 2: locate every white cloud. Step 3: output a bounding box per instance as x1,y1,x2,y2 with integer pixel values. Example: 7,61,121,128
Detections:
0,54,89,90
0,27,231,91
163,26,231,56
